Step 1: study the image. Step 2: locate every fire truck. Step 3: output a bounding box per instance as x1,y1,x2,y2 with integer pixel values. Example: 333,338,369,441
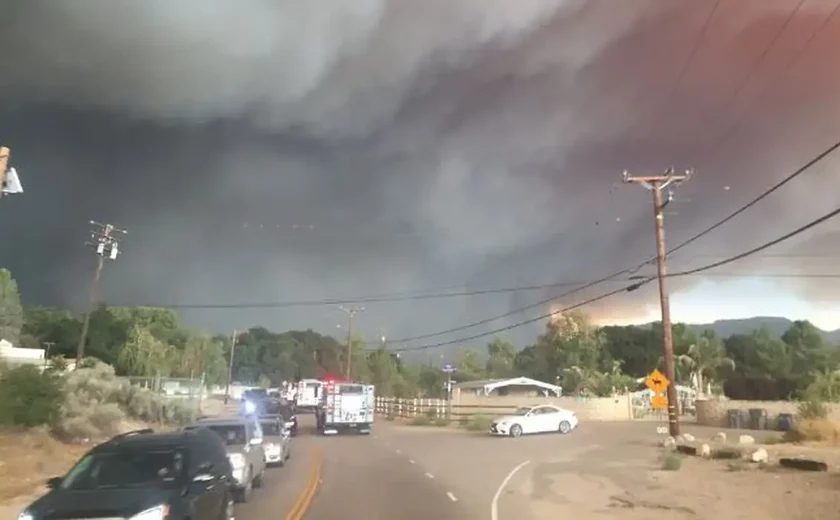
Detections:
294,379,324,412
315,380,375,435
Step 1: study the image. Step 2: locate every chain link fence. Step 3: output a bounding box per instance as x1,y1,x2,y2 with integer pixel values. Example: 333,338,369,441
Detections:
128,374,206,413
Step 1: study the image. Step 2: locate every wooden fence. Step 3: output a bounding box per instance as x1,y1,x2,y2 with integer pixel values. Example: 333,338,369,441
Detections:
375,397,526,422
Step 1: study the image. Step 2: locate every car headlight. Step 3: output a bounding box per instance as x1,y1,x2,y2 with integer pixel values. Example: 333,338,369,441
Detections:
129,505,169,520
243,401,256,414
228,453,246,469
18,510,34,520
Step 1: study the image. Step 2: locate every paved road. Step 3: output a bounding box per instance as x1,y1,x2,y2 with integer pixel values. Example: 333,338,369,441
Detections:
236,416,482,520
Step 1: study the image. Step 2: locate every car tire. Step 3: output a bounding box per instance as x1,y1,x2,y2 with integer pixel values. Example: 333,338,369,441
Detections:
558,420,572,434
253,468,265,488
219,497,234,520
509,424,523,438
235,469,252,503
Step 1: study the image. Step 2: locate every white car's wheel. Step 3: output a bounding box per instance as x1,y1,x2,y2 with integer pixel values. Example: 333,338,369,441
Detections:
509,424,523,438
558,420,572,434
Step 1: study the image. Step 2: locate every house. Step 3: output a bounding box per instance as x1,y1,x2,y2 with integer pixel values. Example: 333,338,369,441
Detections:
0,339,46,367
454,376,562,398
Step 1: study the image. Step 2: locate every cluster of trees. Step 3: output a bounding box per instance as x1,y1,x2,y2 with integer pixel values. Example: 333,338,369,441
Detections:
3,268,839,400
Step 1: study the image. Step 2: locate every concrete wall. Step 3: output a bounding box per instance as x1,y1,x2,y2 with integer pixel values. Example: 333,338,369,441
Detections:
695,398,840,428
454,393,634,421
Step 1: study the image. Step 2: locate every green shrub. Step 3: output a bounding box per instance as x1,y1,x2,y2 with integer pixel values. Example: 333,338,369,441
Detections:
661,453,683,471
433,418,450,427
0,365,63,427
463,414,493,431
798,398,828,420
55,361,195,439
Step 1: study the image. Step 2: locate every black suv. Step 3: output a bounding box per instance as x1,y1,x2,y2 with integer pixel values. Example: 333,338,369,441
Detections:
18,428,234,520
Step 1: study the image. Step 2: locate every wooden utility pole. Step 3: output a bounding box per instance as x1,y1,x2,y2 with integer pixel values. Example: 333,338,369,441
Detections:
623,167,692,437
338,306,365,380
76,221,126,366
224,329,238,405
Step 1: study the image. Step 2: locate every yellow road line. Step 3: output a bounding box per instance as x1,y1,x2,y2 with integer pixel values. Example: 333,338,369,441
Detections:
283,452,323,520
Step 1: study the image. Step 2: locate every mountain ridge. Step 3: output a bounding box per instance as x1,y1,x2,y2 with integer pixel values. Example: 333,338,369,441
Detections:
640,316,840,343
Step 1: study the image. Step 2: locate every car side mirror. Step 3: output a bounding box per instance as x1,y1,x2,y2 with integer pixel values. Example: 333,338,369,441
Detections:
249,437,262,446
46,477,62,489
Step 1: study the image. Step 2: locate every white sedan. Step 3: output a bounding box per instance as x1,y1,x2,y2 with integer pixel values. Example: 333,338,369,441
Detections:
489,405,578,437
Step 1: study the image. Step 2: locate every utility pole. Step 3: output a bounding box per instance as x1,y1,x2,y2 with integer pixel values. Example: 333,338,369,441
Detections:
338,305,365,380
623,167,693,437
76,221,126,366
0,146,24,201
224,329,238,405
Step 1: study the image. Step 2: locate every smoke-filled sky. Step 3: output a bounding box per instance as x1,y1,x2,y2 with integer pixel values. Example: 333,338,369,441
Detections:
2,0,840,353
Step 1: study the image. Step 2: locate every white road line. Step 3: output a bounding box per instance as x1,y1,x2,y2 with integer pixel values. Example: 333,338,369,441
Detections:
409,459,416,464
447,492,458,502
425,472,435,479
491,460,530,520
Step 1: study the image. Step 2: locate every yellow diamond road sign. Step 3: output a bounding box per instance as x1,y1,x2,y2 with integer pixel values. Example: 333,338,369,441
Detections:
645,369,670,394
650,394,668,410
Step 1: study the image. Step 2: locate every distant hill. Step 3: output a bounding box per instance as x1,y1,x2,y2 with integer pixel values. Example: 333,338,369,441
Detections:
646,317,840,344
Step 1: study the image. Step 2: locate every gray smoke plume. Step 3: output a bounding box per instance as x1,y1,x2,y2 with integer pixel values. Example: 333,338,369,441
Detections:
1,0,839,351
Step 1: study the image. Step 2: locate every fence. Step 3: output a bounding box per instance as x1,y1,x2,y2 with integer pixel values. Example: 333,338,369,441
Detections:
376,394,640,422
128,375,206,412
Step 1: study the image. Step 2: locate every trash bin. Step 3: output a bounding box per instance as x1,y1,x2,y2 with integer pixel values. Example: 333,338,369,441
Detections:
727,409,743,429
748,408,768,430
778,413,795,432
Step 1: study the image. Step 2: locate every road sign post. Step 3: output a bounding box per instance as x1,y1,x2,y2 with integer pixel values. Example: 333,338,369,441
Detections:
645,369,671,435
441,364,456,402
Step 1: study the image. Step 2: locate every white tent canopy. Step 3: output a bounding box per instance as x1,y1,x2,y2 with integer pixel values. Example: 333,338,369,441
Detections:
457,376,562,397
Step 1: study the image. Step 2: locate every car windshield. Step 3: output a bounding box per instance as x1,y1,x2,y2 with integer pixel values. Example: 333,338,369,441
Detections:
337,384,364,395
206,425,247,446
511,407,532,416
59,448,185,490
260,421,281,436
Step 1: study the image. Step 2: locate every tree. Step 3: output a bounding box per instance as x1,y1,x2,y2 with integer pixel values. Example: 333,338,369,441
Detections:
366,346,402,396
117,325,173,377
20,306,81,357
600,325,658,377
177,334,227,385
782,320,835,385
0,269,23,345
455,348,484,381
677,331,734,395
485,337,516,378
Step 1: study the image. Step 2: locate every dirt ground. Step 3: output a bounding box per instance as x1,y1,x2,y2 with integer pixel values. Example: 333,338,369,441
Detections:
519,423,840,520
0,429,88,520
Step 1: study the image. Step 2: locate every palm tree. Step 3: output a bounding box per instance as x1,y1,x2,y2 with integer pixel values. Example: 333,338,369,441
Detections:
677,335,734,396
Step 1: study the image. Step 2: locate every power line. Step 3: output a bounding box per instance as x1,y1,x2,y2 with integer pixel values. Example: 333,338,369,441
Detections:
389,201,840,353
384,135,840,344
106,271,840,311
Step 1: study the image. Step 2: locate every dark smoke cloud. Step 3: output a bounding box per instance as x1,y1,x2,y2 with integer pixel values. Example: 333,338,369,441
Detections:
1,0,840,352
